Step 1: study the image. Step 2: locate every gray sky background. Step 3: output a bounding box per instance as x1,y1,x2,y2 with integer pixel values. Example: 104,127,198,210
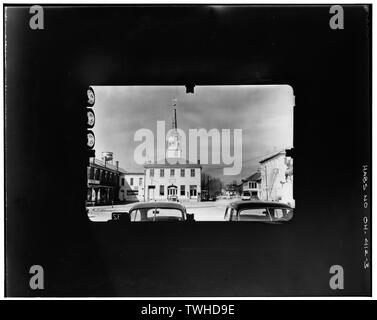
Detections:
92,85,294,184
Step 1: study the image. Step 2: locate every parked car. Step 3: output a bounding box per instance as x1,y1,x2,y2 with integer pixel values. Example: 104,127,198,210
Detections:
168,195,179,202
224,200,293,222
111,202,195,222
241,191,251,200
208,195,216,201
201,193,216,202
200,193,210,201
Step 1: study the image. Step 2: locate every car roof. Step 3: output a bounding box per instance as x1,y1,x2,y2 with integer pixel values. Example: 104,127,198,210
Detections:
129,201,186,211
228,200,293,210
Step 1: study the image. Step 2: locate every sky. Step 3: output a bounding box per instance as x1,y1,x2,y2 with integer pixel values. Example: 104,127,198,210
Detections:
92,85,294,184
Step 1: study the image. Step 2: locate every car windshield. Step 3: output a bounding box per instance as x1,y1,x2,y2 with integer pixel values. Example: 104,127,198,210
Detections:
130,208,184,221
243,192,251,196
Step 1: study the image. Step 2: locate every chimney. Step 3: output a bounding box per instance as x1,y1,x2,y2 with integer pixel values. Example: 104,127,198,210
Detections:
197,160,200,165
116,161,119,171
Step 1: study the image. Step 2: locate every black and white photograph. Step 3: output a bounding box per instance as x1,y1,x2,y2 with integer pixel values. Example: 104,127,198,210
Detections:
3,3,372,302
87,85,294,222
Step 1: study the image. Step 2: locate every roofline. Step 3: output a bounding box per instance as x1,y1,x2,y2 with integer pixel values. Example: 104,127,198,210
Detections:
242,176,261,182
89,162,126,173
259,150,286,164
229,200,293,210
144,163,202,169
242,178,261,182
123,172,145,175
129,202,186,211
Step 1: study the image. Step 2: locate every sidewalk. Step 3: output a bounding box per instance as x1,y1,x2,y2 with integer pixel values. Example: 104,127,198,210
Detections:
87,201,137,212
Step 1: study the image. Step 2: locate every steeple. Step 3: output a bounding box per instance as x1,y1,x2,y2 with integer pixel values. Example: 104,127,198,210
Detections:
172,98,178,130
167,98,182,159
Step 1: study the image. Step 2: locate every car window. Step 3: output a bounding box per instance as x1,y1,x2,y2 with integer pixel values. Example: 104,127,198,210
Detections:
268,208,293,221
130,208,184,221
130,209,141,221
238,208,271,221
272,208,284,219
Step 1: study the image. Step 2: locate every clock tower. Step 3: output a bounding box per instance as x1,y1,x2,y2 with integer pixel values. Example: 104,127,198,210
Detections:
167,99,182,159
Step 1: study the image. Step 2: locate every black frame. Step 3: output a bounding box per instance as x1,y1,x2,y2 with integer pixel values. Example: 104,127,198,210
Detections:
4,4,371,297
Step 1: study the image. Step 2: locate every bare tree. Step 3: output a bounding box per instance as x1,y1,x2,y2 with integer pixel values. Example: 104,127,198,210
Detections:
201,172,223,196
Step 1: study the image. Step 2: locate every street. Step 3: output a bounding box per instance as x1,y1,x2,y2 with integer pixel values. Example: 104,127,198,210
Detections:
87,198,238,222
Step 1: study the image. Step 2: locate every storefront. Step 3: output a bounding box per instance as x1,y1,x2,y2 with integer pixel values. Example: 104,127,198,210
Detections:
87,158,125,206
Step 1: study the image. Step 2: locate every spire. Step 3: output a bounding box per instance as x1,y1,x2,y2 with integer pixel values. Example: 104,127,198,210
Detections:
167,98,182,159
172,98,178,130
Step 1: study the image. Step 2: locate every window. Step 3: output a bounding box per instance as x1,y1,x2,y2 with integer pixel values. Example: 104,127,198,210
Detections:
170,169,175,177
150,169,154,177
248,181,257,189
191,169,195,177
238,208,272,222
190,185,197,197
268,208,293,221
139,177,142,186
160,185,164,196
130,208,184,222
121,178,125,186
180,169,185,177
160,169,164,177
180,185,185,196
272,208,284,219
130,178,134,186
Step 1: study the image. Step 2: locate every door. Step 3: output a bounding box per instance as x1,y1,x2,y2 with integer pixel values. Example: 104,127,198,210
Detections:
167,186,177,199
190,185,197,197
148,186,155,200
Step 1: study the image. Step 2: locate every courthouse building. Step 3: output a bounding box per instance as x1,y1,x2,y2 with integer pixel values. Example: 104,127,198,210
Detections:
144,100,201,201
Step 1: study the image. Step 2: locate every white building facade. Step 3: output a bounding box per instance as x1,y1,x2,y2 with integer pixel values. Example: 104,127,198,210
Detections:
144,161,201,201
259,150,294,207
119,172,145,202
241,171,262,199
